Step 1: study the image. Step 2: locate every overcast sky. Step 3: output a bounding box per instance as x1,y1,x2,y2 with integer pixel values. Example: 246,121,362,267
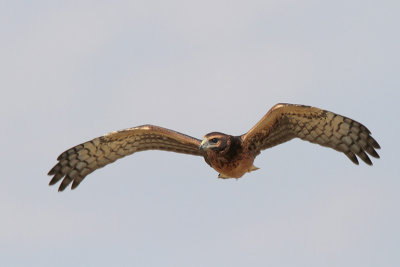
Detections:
1,1,399,266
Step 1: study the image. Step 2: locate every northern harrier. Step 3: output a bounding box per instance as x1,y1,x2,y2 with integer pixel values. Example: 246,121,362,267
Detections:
48,103,380,191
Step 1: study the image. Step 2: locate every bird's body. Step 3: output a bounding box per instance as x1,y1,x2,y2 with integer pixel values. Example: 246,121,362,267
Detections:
48,103,380,191
201,133,258,178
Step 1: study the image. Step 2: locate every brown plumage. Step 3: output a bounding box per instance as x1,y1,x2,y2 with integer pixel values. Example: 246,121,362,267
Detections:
48,103,380,191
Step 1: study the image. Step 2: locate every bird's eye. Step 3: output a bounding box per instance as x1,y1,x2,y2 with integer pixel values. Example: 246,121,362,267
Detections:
210,138,219,143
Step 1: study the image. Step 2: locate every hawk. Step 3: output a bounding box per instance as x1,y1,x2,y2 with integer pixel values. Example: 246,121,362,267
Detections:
48,103,380,191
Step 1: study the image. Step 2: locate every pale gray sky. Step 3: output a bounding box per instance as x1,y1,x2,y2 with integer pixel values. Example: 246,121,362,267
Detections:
1,1,399,266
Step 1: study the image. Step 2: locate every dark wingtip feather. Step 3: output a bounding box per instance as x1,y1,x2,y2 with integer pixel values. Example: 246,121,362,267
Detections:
345,152,359,165
49,177,59,186
48,165,59,176
58,185,66,192
361,155,373,166
357,150,373,165
369,136,380,149
368,149,380,159
71,180,81,190
58,177,72,192
49,171,62,184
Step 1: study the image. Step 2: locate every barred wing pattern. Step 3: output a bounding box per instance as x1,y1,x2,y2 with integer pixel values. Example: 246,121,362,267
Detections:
48,125,203,191
242,104,380,165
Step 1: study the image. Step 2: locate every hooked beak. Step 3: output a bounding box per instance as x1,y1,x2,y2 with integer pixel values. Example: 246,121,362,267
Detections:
199,139,209,150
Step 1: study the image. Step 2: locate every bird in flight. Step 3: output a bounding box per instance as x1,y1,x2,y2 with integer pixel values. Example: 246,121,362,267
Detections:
48,103,380,191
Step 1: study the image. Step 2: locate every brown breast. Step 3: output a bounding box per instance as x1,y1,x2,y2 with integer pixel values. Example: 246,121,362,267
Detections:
203,135,256,178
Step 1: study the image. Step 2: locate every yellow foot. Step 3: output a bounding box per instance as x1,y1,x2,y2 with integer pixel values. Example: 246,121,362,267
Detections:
218,173,231,179
249,165,260,172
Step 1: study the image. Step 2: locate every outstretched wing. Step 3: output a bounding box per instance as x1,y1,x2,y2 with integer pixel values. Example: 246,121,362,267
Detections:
241,103,380,165
48,125,203,191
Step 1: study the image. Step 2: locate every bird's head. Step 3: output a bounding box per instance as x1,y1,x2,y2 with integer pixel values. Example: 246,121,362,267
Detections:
200,132,230,152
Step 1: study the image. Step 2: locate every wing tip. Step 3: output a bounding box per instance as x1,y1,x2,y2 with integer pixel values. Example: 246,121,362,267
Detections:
57,187,65,192
345,152,359,165
362,156,373,166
